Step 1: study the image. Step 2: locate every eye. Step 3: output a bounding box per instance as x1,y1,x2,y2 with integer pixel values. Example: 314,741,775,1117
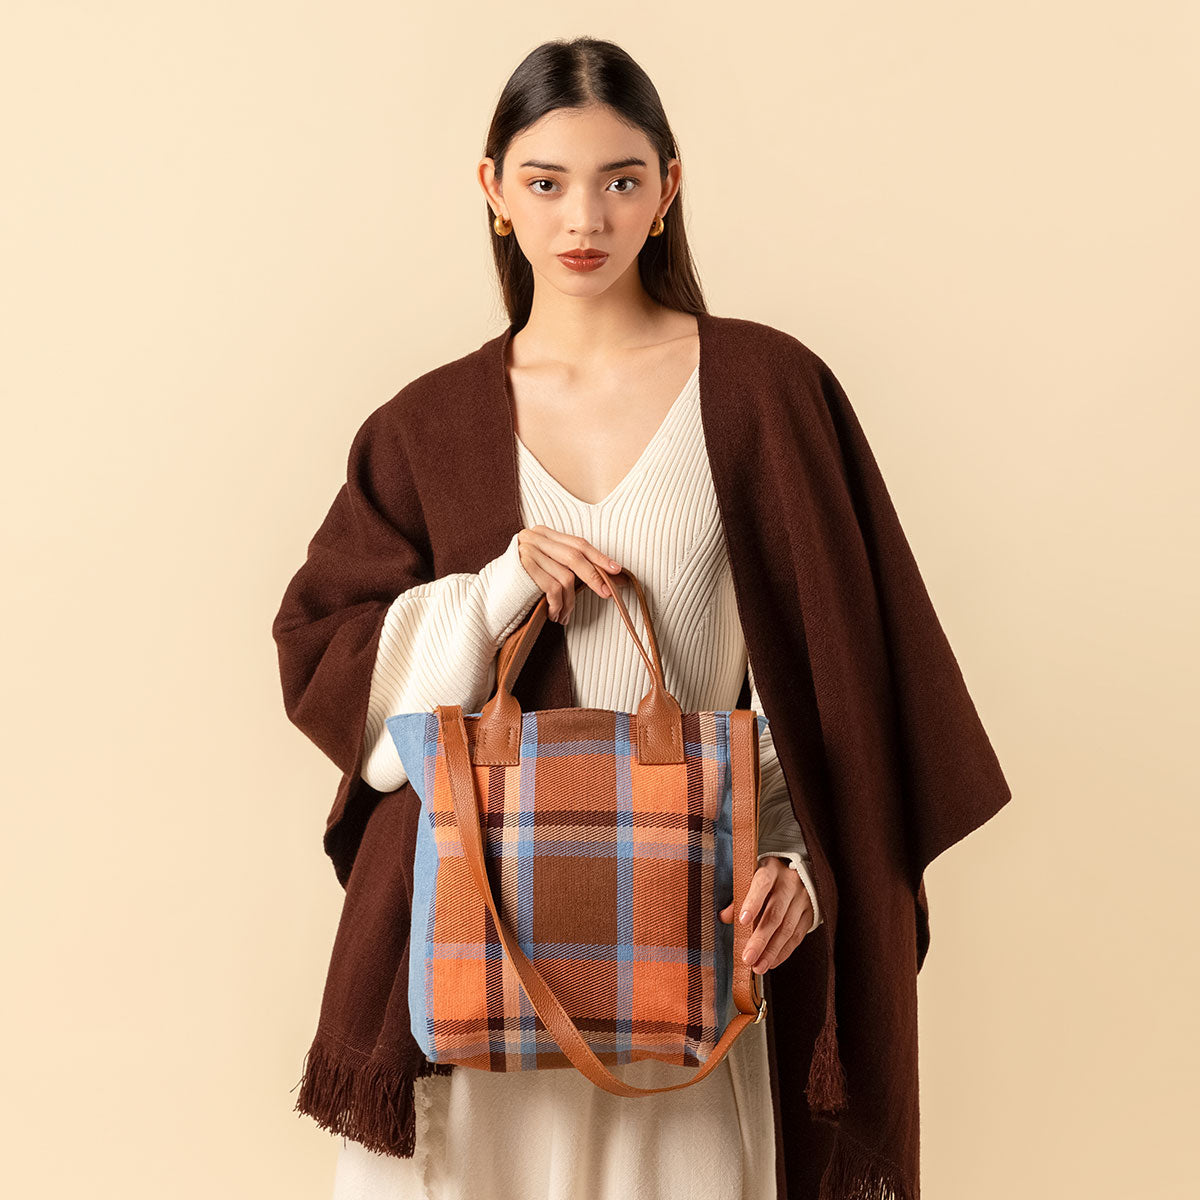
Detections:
526,176,641,195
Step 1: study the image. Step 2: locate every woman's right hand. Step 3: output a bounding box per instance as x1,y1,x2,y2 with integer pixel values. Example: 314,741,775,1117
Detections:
516,525,622,625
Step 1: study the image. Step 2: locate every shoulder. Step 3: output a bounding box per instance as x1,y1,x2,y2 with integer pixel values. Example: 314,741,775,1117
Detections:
704,312,836,384
703,312,844,427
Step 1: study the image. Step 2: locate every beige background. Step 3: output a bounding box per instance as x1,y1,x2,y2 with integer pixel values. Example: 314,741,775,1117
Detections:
3,3,1197,1197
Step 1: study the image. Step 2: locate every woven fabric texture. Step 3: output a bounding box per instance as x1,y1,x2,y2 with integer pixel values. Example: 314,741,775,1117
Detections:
388,705,769,1071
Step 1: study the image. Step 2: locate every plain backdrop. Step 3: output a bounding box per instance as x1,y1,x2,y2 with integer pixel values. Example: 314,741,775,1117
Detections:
3,3,1197,1197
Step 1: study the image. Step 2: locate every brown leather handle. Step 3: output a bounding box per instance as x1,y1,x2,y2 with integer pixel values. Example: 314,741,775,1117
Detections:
474,566,683,766
436,702,766,1097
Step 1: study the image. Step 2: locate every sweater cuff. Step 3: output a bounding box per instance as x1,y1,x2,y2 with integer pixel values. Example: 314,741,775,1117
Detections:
758,851,823,932
476,531,545,644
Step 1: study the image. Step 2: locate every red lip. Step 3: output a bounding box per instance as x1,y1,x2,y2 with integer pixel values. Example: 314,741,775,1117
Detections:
558,249,607,259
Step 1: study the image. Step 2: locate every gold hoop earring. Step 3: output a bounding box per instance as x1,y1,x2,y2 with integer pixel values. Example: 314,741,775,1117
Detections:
493,213,512,236
649,214,665,237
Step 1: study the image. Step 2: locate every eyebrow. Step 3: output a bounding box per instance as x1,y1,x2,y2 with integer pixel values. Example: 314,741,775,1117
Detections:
515,157,648,173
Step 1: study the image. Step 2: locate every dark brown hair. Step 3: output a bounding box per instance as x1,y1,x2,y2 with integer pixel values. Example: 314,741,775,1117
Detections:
483,37,707,331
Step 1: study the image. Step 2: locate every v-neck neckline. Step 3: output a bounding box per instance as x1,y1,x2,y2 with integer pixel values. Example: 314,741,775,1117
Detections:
512,361,699,510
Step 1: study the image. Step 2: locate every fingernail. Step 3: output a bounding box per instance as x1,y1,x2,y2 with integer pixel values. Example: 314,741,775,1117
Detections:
608,560,620,570
740,910,748,923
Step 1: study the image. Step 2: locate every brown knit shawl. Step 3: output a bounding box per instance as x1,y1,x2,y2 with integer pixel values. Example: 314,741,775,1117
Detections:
272,311,1012,1199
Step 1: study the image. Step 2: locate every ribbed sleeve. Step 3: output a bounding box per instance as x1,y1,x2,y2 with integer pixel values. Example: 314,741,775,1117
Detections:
360,530,543,792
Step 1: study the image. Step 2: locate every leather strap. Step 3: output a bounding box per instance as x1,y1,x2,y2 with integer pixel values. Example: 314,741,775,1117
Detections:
436,702,766,1097
474,569,684,766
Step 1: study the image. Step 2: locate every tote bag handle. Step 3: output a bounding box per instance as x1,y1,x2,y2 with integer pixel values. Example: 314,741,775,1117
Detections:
474,568,684,766
435,702,767,1099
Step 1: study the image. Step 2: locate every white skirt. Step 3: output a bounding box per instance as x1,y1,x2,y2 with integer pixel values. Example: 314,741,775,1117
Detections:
330,1018,777,1200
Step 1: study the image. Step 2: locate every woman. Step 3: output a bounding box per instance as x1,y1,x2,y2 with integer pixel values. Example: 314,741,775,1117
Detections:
273,35,1011,1200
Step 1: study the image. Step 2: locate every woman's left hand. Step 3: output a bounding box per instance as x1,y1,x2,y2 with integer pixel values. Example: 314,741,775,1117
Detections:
719,857,814,975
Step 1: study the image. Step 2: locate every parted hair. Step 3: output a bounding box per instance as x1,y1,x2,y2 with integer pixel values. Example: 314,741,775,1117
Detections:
483,36,707,331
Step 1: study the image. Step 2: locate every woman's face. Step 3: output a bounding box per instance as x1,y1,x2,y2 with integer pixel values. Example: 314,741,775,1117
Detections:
479,104,680,298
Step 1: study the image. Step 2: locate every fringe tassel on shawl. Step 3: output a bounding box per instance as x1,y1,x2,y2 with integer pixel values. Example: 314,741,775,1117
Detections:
805,978,915,1198
819,1130,916,1200
291,1025,914,1199
806,1000,849,1121
290,1035,455,1157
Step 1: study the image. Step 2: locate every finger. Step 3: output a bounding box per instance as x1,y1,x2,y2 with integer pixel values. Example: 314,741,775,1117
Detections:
527,530,610,618
535,530,620,594
739,864,789,966
558,534,622,599
522,544,578,622
751,895,813,974
737,861,778,929
741,888,789,970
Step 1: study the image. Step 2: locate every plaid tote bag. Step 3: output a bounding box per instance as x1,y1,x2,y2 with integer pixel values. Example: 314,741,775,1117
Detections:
385,567,769,1097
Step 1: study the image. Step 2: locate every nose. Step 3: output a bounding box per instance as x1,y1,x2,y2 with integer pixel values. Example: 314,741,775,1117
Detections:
566,205,604,236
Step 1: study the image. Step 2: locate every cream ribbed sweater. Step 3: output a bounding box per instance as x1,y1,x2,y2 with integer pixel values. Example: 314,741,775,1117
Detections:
335,363,820,1200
